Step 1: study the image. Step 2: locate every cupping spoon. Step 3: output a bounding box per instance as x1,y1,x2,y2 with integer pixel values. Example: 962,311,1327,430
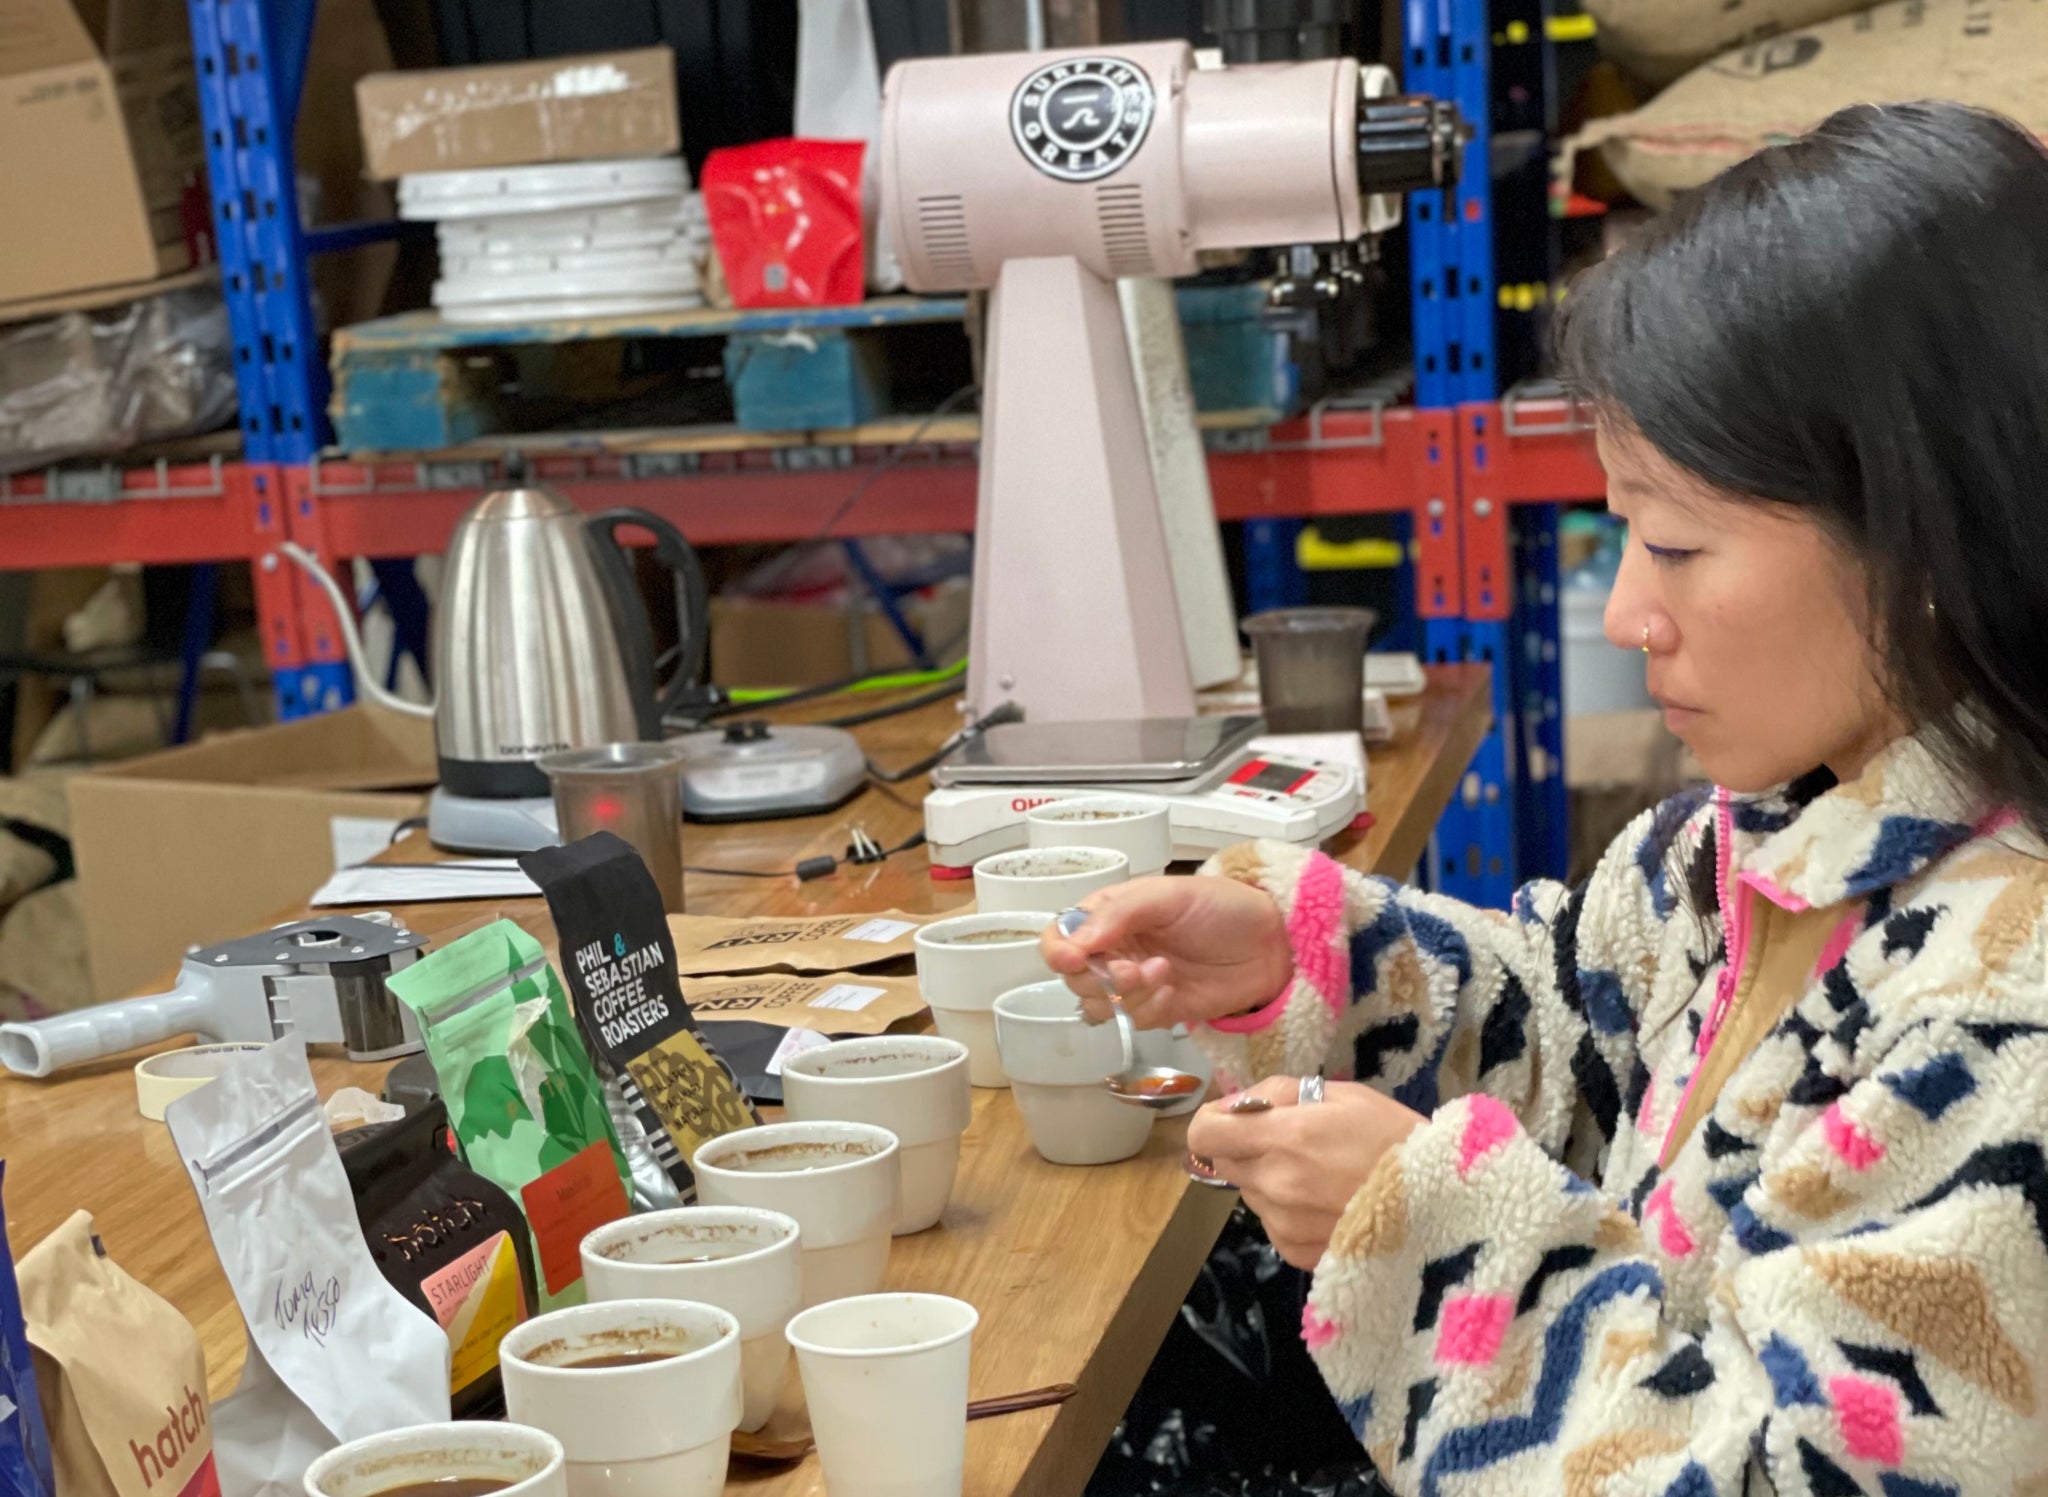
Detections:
1052,906,1206,1110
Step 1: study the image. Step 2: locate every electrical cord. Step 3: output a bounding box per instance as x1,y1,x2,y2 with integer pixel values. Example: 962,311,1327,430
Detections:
730,650,968,705
865,700,1023,784
666,646,969,732
815,678,964,730
798,383,977,547
685,829,927,883
658,383,977,733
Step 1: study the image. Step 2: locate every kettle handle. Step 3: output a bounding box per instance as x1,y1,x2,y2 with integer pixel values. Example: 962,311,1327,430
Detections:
585,508,710,734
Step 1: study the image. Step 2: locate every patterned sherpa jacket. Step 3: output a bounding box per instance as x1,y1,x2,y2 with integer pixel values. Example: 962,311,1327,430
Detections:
1194,732,2048,1497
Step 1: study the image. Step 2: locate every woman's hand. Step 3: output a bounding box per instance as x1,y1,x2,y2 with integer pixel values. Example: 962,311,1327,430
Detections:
1037,875,1294,1029
1186,1076,1427,1270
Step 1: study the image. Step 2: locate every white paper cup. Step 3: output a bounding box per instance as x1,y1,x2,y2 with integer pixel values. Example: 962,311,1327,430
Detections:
786,1294,979,1497
692,1122,900,1308
1025,794,1174,876
579,1207,801,1433
499,1298,741,1497
913,911,1057,1088
994,981,1154,1166
305,1422,566,1497
972,845,1130,914
780,1036,972,1236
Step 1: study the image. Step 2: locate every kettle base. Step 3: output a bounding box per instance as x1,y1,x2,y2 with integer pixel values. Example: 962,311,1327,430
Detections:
427,787,561,855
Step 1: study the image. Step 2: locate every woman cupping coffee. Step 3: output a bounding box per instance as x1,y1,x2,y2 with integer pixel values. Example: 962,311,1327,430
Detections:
1042,101,2048,1497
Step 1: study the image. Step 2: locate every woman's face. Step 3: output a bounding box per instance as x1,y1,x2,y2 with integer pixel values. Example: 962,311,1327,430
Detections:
1599,423,1902,791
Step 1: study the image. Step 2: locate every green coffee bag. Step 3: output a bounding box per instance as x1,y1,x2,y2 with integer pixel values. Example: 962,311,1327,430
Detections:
389,919,632,1312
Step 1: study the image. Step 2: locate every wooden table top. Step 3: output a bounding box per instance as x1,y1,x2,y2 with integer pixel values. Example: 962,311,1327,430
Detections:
0,665,1490,1497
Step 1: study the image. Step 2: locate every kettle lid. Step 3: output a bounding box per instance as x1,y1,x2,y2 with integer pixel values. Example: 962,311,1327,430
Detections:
463,481,577,524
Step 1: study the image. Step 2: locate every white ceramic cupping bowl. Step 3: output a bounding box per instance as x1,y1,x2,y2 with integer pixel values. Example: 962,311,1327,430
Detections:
993,981,1155,1165
691,1121,900,1308
579,1207,801,1434
499,1298,742,1497
972,845,1130,914
785,1293,979,1497
1024,794,1173,877
912,911,1057,1089
779,1035,972,1236
304,1422,567,1497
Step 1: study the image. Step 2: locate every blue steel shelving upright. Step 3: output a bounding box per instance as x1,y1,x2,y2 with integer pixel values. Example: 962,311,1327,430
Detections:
1408,0,1523,907
186,0,358,718
1495,0,1571,887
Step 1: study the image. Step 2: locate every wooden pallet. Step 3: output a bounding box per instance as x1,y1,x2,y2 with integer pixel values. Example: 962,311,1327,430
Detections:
329,287,1299,457
306,408,1283,481
330,297,977,453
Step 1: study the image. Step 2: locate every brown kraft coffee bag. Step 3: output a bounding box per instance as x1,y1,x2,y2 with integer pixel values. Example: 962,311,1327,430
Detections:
681,971,928,1036
16,1212,218,1497
667,912,932,976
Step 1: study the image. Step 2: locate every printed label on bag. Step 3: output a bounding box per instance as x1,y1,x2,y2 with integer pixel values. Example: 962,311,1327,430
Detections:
422,1230,526,1393
842,918,917,944
624,1027,757,1160
676,972,926,1034
520,1143,632,1296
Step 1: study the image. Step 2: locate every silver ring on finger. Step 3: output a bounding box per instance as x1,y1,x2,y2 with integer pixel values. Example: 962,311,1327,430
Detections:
1298,1072,1326,1106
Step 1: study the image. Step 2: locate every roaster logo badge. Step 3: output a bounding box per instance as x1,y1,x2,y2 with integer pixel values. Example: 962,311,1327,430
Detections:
1010,56,1155,183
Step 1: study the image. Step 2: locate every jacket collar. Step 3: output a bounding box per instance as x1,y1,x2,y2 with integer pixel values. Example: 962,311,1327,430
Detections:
1723,733,1996,912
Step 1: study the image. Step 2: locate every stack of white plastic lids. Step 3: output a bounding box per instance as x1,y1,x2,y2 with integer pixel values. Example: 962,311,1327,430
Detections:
399,158,711,324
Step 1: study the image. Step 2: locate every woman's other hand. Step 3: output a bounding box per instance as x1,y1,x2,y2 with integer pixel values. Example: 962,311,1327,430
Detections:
1186,1077,1426,1269
1037,875,1293,1029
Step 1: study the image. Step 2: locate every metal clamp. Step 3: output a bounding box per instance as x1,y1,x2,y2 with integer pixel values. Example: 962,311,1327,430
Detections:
1259,373,1411,453
0,455,228,506
1500,380,1594,439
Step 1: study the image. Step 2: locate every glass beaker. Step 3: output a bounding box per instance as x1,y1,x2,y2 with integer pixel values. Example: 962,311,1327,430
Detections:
1242,607,1378,735
539,742,688,911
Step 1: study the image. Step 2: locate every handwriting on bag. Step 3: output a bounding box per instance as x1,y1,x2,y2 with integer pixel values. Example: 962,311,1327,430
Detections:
272,1274,342,1345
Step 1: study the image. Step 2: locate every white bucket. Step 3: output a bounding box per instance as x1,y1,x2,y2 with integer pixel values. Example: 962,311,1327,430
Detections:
1562,584,1653,716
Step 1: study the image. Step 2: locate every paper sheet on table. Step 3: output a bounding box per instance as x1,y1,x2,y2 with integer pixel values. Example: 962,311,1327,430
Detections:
310,859,539,906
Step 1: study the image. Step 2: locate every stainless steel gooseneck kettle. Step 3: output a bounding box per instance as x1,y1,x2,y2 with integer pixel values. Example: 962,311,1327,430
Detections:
285,481,708,798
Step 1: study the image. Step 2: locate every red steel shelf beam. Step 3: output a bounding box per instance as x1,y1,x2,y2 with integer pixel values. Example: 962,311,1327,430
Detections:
297,405,1467,617
1455,398,1608,620
0,401,1616,702
306,460,980,557
1457,397,1606,502
0,462,260,570
4,405,1482,670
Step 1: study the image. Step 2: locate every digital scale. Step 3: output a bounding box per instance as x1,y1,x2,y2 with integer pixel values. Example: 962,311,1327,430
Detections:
923,715,1365,875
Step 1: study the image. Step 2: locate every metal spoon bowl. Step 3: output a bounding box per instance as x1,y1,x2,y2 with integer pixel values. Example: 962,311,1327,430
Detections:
1104,1063,1209,1111
1053,907,1207,1110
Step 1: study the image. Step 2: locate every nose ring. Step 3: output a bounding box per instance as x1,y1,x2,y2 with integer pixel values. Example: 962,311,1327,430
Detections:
1641,623,1651,655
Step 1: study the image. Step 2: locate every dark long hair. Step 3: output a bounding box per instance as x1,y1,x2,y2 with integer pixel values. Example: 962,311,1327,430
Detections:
1557,101,2048,841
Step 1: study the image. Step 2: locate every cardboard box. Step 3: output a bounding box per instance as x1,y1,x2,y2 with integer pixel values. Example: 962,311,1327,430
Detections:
710,587,970,689
0,0,203,310
355,47,680,181
68,707,437,999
